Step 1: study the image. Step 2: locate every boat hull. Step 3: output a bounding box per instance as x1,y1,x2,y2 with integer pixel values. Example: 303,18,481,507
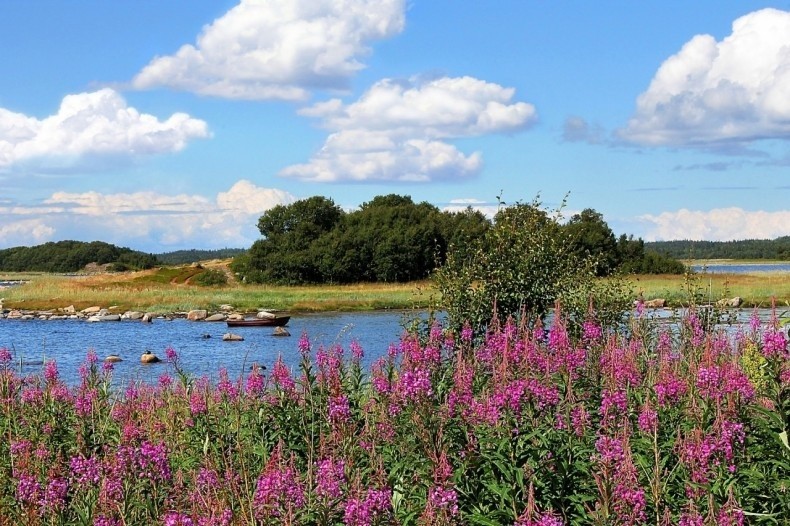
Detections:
226,316,290,328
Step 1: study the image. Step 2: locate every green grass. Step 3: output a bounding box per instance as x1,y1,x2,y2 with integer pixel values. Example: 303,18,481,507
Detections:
628,271,790,308
0,267,433,313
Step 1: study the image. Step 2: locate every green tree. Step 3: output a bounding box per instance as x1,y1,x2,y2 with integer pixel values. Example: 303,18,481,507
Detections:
238,196,344,284
564,208,620,276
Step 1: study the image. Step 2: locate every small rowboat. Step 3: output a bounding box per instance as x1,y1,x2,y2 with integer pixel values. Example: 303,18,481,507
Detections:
226,316,290,328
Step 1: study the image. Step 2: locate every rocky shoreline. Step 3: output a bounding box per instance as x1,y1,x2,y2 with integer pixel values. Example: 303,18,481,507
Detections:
0,304,279,323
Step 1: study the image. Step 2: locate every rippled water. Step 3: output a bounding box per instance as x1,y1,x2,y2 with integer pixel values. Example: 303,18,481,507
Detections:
0,311,426,386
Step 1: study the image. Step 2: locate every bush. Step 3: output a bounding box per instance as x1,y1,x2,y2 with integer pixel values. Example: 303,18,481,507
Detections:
192,268,228,286
434,199,631,335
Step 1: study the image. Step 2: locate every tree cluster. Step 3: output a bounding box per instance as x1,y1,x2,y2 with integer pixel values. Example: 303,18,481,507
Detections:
646,236,790,260
231,195,489,285
0,241,157,273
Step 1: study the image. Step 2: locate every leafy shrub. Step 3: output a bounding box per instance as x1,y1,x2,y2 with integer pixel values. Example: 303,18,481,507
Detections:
192,268,228,286
434,199,631,335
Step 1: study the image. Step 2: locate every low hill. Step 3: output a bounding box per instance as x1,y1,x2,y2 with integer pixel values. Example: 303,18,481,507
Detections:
0,240,158,273
155,248,246,265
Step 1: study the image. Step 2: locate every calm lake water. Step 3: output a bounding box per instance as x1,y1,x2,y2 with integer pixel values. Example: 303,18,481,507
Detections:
690,263,790,274
0,311,428,386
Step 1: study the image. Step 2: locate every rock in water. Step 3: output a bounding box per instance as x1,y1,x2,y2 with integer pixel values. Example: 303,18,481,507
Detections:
223,333,244,342
273,327,290,337
140,351,161,364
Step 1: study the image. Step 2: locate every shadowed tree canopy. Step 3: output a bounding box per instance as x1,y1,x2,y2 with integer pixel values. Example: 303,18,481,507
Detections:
234,194,491,285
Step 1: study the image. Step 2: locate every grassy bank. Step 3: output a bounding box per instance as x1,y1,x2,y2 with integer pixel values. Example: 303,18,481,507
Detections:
629,270,790,308
0,268,432,313
2,265,789,313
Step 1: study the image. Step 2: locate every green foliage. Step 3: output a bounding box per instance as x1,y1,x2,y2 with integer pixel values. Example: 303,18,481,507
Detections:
617,234,686,274
236,194,491,285
192,268,228,286
435,198,630,334
0,240,157,273
564,208,620,277
155,248,245,265
647,236,790,260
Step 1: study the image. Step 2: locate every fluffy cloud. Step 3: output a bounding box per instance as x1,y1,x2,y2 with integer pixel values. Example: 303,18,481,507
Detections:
0,89,209,171
620,8,790,146
282,76,537,182
638,208,790,241
0,180,294,251
132,0,406,100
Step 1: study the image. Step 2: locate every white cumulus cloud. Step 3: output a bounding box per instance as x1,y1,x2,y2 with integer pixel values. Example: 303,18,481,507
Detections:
132,0,406,100
638,207,790,241
282,75,537,182
0,180,294,251
0,89,209,171
619,8,790,146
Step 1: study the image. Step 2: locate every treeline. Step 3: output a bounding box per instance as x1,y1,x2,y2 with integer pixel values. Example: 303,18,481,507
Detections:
646,237,790,260
156,248,246,265
232,195,685,285
0,241,157,273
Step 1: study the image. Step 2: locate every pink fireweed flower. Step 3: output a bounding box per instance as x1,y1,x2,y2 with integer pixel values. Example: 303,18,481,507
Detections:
0,347,11,363
397,367,433,399
216,368,239,400
75,388,97,417
599,389,628,425
253,462,305,519
343,488,392,526
461,322,473,344
137,441,172,483
189,391,207,415
43,360,59,384
298,331,311,357
42,476,69,514
350,340,364,361
271,357,295,394
315,458,346,499
328,395,351,423
426,486,460,517
637,404,658,434
582,319,603,343
16,472,41,505
571,405,589,437
654,370,688,407
163,512,195,526
93,516,121,526
158,373,173,389
762,328,788,358
686,311,704,347
70,454,102,485
165,346,178,363
246,365,266,396
594,435,625,465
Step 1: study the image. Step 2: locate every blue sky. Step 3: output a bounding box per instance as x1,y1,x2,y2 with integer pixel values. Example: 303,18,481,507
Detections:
1,0,789,252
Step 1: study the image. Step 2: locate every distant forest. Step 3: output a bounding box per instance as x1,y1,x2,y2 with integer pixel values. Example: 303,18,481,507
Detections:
646,237,790,260
0,241,157,273
155,248,246,265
